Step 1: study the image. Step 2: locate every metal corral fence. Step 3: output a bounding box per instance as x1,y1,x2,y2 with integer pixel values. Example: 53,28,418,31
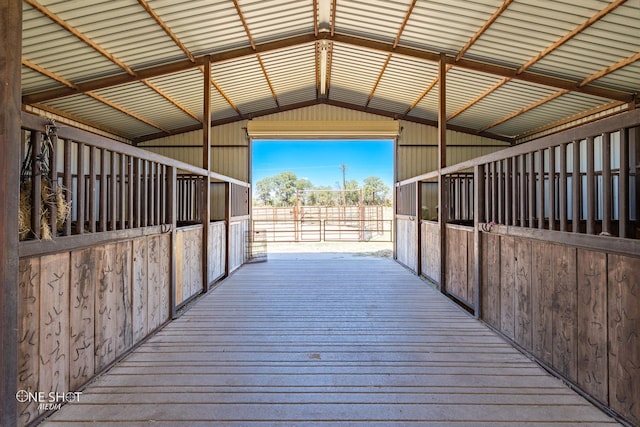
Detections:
252,205,392,242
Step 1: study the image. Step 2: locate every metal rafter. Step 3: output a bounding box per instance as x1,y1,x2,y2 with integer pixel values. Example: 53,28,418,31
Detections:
23,32,632,106
449,0,630,124
141,80,200,122
24,0,202,131
86,92,170,133
516,0,628,75
137,0,196,63
25,58,197,130
199,65,243,118
365,0,417,109
404,0,511,117
330,0,337,36
24,0,136,76
313,0,319,37
479,90,570,133
455,0,513,62
482,53,640,132
448,78,510,120
232,0,280,108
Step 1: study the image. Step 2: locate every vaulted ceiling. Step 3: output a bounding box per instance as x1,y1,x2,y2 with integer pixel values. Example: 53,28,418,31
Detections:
20,0,640,143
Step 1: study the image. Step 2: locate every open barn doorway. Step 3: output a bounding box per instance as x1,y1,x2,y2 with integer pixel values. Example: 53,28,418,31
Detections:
251,139,394,258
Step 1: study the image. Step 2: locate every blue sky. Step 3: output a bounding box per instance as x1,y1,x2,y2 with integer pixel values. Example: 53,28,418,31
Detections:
252,139,394,188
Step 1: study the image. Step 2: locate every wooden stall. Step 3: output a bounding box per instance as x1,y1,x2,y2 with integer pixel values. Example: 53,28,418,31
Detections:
16,112,250,427
395,108,640,426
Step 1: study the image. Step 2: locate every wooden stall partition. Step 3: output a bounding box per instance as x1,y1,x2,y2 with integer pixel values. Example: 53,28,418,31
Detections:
174,225,204,307
229,218,250,273
17,232,172,427
208,221,226,285
608,254,640,426
479,230,640,426
444,224,474,308
396,217,418,272
420,221,440,284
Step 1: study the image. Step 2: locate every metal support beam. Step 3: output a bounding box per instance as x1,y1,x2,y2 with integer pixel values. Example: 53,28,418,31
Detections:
0,1,21,426
202,58,212,291
438,53,447,292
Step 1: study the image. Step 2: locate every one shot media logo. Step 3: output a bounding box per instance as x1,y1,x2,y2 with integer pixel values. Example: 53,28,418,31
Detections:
16,390,82,411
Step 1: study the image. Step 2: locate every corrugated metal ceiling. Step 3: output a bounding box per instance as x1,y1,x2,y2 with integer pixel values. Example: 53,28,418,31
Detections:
20,0,639,143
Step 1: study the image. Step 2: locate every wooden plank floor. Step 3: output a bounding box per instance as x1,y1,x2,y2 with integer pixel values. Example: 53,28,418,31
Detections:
42,256,619,426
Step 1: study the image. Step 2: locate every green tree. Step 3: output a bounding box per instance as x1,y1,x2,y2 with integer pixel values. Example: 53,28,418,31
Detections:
362,176,390,205
254,172,312,207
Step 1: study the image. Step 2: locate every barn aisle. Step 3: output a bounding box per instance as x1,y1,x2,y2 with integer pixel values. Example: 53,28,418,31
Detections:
41,256,618,426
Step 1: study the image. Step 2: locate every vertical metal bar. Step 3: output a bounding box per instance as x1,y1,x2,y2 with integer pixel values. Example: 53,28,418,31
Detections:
133,157,140,228
141,160,148,227
586,136,595,235
76,142,85,234
128,156,134,229
528,152,535,228
511,156,518,226
88,146,96,233
497,161,503,224
619,128,629,238
519,155,526,227
492,161,498,223
99,148,107,232
30,131,42,239
572,140,581,233
63,139,72,236
119,153,126,230
148,162,155,226
485,162,491,223
48,132,58,238
548,146,556,231
155,163,166,224
602,132,611,235
537,150,544,229
416,180,422,276
504,159,511,226
109,151,117,231
559,143,568,232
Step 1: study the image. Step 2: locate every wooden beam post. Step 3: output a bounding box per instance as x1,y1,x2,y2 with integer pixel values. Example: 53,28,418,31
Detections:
416,180,422,276
202,58,211,291
438,53,447,291
0,1,21,426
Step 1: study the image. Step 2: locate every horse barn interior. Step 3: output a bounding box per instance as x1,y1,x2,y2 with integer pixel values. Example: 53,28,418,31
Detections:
1,0,640,426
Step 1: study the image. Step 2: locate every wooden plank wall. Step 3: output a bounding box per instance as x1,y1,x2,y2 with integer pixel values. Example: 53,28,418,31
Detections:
229,219,249,273
395,218,417,273
175,226,204,306
17,233,171,427
208,221,226,284
420,221,440,283
444,225,474,308
481,233,640,426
